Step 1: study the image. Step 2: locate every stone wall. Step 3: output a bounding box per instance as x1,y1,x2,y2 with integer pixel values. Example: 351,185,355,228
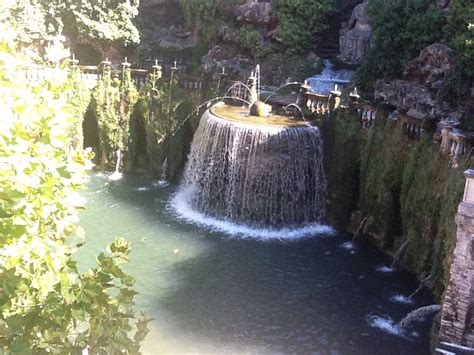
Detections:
439,170,474,347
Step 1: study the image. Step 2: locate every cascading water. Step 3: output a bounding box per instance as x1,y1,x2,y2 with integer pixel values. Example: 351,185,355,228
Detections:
172,106,331,239
306,59,354,95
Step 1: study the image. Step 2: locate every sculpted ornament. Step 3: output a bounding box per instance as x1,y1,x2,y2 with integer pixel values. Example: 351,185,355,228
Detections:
338,0,372,65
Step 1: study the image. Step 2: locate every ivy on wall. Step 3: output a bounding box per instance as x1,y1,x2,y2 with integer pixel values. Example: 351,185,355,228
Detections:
92,65,138,167
325,111,469,299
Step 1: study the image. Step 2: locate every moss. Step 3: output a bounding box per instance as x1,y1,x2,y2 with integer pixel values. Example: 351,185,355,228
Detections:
359,119,408,248
128,96,149,170
327,110,469,298
323,110,363,228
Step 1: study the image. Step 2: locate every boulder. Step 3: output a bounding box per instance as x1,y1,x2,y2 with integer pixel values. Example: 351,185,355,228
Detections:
404,43,455,90
374,43,470,121
234,0,273,25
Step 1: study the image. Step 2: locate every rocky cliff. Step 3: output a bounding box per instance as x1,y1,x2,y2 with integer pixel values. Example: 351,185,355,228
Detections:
374,43,472,123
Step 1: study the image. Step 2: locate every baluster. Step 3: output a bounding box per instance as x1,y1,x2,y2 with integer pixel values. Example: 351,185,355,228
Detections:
450,140,457,156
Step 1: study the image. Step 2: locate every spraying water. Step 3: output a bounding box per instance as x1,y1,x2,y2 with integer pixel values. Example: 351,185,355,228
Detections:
109,149,123,181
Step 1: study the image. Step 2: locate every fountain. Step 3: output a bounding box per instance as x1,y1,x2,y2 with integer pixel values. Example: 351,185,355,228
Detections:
109,149,123,181
172,66,331,238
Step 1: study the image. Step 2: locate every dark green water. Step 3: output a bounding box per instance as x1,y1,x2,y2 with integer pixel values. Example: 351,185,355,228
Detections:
78,172,435,354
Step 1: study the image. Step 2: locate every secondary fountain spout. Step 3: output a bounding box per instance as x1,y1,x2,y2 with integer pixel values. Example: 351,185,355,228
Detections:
161,157,169,182
109,149,123,181
248,64,272,118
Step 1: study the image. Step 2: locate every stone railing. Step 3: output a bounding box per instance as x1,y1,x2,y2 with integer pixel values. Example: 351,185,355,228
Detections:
11,61,205,94
438,126,473,168
399,113,424,140
304,91,331,115
349,103,377,128
180,76,203,92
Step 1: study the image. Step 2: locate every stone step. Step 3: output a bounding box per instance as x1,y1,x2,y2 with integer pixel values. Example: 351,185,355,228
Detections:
435,342,474,355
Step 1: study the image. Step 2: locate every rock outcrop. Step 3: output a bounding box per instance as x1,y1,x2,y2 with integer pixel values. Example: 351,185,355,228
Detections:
374,43,470,121
139,0,196,53
234,0,274,26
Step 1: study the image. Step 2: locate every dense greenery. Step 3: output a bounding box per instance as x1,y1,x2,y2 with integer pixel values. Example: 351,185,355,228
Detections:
438,0,474,107
5,0,139,56
273,0,335,55
323,110,362,228
92,65,138,167
325,110,468,298
0,20,147,353
180,0,238,45
356,0,445,83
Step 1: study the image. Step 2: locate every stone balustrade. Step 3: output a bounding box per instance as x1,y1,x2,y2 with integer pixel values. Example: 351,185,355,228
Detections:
438,123,473,168
349,103,377,128
299,91,331,116
399,113,424,140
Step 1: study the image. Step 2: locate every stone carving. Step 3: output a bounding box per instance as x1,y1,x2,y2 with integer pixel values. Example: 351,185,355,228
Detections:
338,0,372,65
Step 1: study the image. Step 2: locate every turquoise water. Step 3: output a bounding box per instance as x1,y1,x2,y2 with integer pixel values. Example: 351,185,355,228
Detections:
78,172,435,354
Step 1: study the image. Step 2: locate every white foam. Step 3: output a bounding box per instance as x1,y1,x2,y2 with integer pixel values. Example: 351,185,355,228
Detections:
152,180,169,188
137,186,150,191
108,171,123,181
340,241,356,251
169,189,335,240
390,294,414,305
376,265,396,273
367,316,403,336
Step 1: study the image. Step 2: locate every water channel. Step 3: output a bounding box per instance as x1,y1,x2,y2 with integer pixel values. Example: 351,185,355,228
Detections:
78,172,435,354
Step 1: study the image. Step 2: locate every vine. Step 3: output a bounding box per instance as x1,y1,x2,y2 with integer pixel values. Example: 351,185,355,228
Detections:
92,64,138,167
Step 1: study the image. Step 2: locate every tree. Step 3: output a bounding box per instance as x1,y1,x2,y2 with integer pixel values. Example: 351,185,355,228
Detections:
438,0,474,105
357,0,445,83
4,0,140,59
0,7,148,352
273,0,335,55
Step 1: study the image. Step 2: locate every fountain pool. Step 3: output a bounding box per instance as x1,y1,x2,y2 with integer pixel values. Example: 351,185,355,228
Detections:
77,173,436,354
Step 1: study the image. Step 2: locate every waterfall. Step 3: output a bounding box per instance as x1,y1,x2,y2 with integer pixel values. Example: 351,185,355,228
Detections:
172,109,331,238
306,60,354,96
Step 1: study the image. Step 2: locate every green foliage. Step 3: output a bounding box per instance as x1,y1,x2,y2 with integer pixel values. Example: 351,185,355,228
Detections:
273,0,335,55
234,25,266,58
92,66,138,165
438,0,474,106
4,0,140,52
180,0,237,45
0,19,147,352
359,120,407,246
323,110,362,227
399,136,466,297
67,66,92,150
356,0,445,83
146,75,191,147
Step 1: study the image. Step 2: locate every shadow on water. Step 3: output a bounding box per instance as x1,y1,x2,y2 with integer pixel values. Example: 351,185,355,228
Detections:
80,173,435,354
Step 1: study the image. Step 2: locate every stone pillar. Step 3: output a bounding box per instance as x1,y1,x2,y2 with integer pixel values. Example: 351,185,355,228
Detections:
439,169,474,347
